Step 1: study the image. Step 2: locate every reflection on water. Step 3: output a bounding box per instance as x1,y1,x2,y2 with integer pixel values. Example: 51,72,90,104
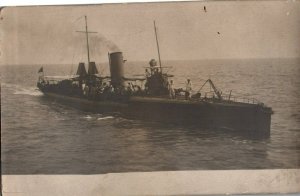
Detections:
1,59,300,174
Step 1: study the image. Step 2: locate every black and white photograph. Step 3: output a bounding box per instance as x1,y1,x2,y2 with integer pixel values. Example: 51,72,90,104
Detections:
1,0,300,195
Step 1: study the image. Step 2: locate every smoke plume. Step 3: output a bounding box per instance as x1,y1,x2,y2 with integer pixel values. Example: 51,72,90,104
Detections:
89,34,120,53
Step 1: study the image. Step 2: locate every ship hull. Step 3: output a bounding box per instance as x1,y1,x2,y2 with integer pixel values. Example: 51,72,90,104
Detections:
41,92,272,138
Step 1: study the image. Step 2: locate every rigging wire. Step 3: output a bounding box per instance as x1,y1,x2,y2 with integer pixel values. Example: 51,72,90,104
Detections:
70,45,78,76
69,15,86,75
91,37,102,74
72,15,85,24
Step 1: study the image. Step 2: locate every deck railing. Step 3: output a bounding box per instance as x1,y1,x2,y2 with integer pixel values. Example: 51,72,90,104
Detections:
202,91,263,105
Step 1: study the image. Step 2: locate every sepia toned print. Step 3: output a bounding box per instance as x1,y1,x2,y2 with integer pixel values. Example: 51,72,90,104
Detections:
1,1,300,177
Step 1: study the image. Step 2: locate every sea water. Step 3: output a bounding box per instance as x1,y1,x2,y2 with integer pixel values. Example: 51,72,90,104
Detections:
1,58,299,174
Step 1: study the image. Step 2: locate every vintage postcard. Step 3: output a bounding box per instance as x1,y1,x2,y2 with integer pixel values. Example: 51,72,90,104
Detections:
1,1,300,195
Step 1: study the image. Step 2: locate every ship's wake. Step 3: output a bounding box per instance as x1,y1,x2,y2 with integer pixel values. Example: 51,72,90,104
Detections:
2,83,43,96
97,116,114,120
81,114,114,121
14,88,43,96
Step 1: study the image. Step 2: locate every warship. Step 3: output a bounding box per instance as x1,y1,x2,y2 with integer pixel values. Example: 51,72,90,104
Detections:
37,16,273,137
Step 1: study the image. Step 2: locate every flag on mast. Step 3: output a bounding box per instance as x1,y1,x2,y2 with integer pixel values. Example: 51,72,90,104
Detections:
38,67,43,73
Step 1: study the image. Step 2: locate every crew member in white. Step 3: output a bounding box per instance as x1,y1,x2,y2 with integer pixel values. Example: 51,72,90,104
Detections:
185,79,192,99
168,80,175,99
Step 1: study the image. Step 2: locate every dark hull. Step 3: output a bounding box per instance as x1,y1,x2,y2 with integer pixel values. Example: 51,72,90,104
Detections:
42,92,272,138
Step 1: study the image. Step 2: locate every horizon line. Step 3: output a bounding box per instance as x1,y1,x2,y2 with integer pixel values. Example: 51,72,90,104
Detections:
1,57,300,66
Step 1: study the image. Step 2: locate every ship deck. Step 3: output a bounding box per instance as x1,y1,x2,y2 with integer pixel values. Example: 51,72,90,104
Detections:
130,96,266,108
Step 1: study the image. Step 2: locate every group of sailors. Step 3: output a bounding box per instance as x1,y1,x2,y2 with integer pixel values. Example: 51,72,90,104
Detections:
167,78,193,100
82,80,142,98
81,77,193,100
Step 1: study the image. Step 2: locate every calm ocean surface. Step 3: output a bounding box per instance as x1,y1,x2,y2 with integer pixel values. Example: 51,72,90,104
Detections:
1,59,300,174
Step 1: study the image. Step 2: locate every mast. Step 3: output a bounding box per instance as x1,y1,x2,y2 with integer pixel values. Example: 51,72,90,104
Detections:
76,16,97,66
154,20,162,71
85,15,90,65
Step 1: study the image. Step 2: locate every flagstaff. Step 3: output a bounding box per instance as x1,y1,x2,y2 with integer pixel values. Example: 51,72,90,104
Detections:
154,20,162,71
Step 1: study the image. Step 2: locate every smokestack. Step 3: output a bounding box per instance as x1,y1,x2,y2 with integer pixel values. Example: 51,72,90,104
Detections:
109,52,125,88
76,62,87,77
88,62,99,75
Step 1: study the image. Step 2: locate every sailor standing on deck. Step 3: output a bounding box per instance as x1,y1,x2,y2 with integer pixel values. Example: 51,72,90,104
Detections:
149,59,157,75
185,79,192,100
83,84,89,97
168,80,175,99
145,69,151,78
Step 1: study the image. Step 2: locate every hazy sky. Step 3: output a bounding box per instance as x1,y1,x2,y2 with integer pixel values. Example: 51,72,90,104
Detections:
1,1,300,65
